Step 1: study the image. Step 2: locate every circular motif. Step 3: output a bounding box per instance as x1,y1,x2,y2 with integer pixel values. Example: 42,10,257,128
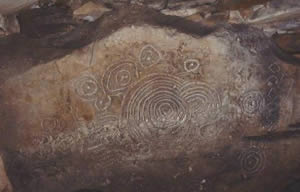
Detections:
179,82,222,140
74,75,101,101
180,81,221,126
116,70,132,86
103,62,137,96
139,45,161,68
94,95,111,112
121,74,190,140
41,117,67,133
241,91,265,116
240,148,265,175
184,59,200,73
180,82,220,114
41,117,58,130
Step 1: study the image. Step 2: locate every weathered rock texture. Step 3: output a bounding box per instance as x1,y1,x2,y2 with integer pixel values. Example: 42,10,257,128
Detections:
0,4,300,192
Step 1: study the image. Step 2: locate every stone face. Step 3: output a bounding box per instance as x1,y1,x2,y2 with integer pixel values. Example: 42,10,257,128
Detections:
0,6,299,192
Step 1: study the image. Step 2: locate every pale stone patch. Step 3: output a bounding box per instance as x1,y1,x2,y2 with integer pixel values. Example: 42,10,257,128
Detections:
73,1,111,22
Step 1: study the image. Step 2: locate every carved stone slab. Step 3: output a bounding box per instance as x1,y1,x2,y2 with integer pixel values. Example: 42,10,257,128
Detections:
0,6,298,192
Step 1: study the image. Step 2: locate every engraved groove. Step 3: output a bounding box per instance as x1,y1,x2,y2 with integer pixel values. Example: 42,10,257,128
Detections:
94,95,112,112
73,74,100,101
139,45,161,68
121,74,190,140
180,81,220,116
240,147,265,176
184,59,200,73
103,62,137,96
241,91,265,116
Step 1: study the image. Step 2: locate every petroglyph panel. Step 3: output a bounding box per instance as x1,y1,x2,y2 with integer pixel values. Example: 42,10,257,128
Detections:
1,25,295,156
0,21,298,192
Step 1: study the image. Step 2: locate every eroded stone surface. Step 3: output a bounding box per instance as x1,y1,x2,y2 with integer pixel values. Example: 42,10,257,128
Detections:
0,6,299,192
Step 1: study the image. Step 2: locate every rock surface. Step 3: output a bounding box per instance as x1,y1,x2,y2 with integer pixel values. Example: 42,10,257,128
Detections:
73,1,111,22
0,1,299,192
0,5,299,192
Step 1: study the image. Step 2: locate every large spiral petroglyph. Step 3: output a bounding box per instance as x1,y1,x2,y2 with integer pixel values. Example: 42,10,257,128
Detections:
178,81,222,141
102,62,138,96
121,73,190,140
180,81,220,120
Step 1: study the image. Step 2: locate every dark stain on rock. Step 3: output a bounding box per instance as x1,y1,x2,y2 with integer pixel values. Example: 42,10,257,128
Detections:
226,24,282,129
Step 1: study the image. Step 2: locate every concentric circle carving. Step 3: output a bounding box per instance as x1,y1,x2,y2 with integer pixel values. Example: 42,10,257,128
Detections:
103,62,137,96
241,91,265,116
180,81,220,115
179,81,221,140
121,74,190,140
184,59,200,73
240,147,265,176
139,45,161,68
74,75,100,101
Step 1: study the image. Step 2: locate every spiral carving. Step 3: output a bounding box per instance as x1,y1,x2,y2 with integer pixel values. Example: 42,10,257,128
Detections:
240,148,265,175
73,74,111,112
103,62,137,96
74,75,101,101
241,91,265,116
121,74,190,140
180,82,220,115
139,45,161,68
